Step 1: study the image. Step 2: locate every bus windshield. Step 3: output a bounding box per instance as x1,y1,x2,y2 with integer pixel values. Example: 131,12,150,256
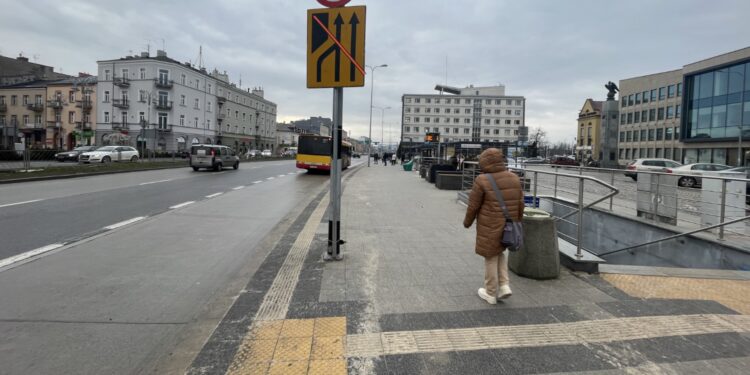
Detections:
298,136,331,156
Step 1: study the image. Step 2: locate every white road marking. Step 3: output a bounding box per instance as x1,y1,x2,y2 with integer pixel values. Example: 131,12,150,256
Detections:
287,172,295,175
297,170,305,173
232,185,245,190
252,180,263,184
0,199,43,209
0,243,64,269
266,177,275,180
169,201,195,209
139,179,172,186
206,192,224,198
103,216,146,230
278,174,286,178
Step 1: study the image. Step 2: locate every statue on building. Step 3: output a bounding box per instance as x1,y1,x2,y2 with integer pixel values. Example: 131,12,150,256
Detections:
605,81,619,101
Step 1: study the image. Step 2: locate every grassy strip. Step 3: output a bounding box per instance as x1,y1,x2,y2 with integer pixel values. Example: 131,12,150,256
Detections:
0,161,189,181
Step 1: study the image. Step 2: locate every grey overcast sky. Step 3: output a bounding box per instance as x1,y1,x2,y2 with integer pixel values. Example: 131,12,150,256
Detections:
1,0,749,144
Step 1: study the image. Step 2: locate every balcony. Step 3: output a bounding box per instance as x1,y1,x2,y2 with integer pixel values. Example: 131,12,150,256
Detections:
75,121,93,131
217,113,226,120
76,99,93,111
154,78,174,89
0,103,7,112
217,95,226,104
113,76,130,87
27,103,44,112
112,99,130,109
46,121,61,128
112,122,129,130
156,124,173,132
47,99,64,109
155,100,173,110
24,122,44,129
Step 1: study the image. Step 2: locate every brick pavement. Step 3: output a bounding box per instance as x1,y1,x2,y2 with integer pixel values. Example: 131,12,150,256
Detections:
187,164,750,374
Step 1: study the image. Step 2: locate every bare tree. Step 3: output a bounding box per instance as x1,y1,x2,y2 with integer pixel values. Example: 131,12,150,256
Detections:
528,126,547,147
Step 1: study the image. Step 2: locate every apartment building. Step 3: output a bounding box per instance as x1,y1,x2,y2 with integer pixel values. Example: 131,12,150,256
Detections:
96,50,278,154
0,81,47,148
0,54,68,87
401,84,525,144
45,76,97,149
213,69,277,153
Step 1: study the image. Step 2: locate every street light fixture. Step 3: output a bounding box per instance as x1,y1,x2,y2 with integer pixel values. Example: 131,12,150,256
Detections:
366,64,387,167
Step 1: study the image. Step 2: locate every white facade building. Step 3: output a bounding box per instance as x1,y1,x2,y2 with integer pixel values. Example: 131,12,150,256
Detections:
96,50,277,154
401,84,526,144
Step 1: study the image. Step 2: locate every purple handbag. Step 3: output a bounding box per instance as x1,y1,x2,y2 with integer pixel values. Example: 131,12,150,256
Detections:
485,174,524,252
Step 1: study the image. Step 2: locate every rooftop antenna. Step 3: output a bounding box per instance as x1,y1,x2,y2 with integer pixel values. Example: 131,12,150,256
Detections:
144,39,152,55
196,45,204,70
239,73,242,89
161,38,166,51
32,54,39,62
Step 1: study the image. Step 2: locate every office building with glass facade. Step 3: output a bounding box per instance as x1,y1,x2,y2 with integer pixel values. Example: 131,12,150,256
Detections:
617,47,750,166
681,47,750,166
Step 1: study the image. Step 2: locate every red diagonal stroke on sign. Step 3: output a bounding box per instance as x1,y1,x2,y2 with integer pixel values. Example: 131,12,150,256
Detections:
312,14,366,77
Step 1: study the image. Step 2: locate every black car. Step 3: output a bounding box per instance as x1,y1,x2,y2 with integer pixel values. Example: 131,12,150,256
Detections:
55,146,99,162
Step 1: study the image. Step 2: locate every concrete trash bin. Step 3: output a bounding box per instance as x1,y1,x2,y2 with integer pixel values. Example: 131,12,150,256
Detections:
508,208,560,279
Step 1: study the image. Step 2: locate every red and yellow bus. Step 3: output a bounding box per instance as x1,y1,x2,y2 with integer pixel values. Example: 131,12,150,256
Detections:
296,134,351,172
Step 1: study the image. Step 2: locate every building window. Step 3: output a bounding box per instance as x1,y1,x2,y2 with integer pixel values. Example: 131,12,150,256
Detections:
139,68,146,79
621,97,627,108
104,70,111,80
484,119,490,124
642,91,649,103
194,98,200,109
104,112,109,123
658,87,665,100
632,131,639,142
657,107,665,120
649,108,656,122
514,120,520,125
666,106,674,119
515,110,521,116
181,74,186,85
648,129,655,141
405,107,411,113
415,98,421,103
635,92,641,105
675,105,681,118
516,100,522,105
434,108,440,114
626,131,632,142
656,128,663,141
628,94,634,106
677,83,682,96
640,129,647,141
464,119,470,124
405,126,410,132
414,117,420,123
627,113,633,124
495,99,501,105
667,85,675,98
505,110,511,115
464,128,470,134
104,91,110,102
619,132,625,142
425,117,431,123
650,89,656,101
465,108,471,114
505,120,511,125
425,98,431,103
634,111,640,123
484,129,490,135
405,98,411,103
414,126,419,132
641,110,648,123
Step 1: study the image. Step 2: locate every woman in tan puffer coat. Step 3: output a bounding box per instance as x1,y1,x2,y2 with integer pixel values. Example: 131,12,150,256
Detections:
463,148,524,304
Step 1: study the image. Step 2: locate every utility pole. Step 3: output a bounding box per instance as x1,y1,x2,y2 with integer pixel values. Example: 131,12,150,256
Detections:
366,64,387,166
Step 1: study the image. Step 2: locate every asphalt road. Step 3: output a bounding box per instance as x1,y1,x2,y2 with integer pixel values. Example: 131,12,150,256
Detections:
0,160,302,260
0,159,355,374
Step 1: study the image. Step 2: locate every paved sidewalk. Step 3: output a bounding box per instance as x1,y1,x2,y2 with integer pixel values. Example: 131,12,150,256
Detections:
188,164,750,374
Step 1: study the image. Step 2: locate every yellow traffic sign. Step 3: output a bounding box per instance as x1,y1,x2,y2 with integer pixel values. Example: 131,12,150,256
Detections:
307,6,366,88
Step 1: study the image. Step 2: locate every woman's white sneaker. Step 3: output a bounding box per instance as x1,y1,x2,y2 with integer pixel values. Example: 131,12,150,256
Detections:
477,288,497,304
498,285,512,299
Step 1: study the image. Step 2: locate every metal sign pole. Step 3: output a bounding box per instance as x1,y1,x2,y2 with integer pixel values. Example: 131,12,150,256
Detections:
326,87,343,260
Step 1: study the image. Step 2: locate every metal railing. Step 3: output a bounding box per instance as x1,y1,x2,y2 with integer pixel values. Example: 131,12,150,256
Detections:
521,163,750,249
154,78,174,89
460,161,620,259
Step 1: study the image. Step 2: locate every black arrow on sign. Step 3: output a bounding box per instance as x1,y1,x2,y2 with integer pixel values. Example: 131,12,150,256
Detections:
349,13,360,81
315,14,344,82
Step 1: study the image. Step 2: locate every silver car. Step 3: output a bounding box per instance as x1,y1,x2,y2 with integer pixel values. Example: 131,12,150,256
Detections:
79,146,139,163
190,144,239,171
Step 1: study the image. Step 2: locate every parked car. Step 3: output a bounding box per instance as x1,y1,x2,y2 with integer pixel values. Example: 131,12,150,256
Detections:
261,149,272,157
624,158,682,181
55,145,99,162
245,149,261,158
79,146,139,163
352,152,361,158
724,167,749,204
524,157,548,164
190,144,239,171
550,156,578,166
667,163,732,188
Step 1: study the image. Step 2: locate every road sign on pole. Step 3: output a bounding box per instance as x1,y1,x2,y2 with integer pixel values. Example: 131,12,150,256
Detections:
307,6,366,88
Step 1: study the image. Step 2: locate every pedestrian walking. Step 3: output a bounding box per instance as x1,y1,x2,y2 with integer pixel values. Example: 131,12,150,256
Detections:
391,153,397,165
463,148,524,304
382,153,388,167
374,153,380,164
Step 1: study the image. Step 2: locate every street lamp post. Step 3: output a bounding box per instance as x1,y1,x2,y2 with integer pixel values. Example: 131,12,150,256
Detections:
373,105,390,154
366,64,387,167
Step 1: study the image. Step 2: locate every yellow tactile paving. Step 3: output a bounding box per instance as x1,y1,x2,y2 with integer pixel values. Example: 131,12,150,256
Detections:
602,273,750,315
268,360,308,375
279,319,315,338
311,336,345,360
307,359,347,375
314,317,347,337
273,337,313,361
250,320,284,340
226,317,347,375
